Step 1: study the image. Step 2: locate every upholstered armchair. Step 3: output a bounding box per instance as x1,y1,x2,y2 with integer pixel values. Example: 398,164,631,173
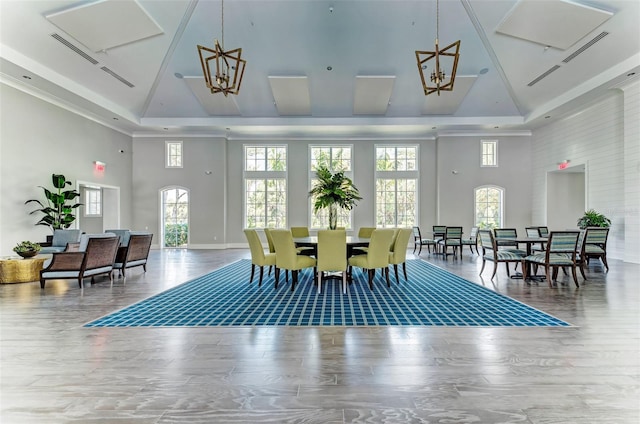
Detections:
461,226,479,254
438,226,463,259
522,231,581,287
583,227,610,271
39,229,82,254
40,233,119,289
113,232,153,278
478,230,526,280
412,226,436,255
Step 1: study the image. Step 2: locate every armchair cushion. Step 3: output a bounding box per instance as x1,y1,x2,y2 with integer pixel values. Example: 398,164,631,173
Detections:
39,229,82,254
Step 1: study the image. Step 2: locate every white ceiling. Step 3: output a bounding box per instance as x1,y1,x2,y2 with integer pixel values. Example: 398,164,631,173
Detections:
1,0,638,140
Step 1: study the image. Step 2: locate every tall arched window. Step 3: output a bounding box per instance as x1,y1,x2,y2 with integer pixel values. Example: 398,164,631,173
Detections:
161,187,189,248
475,185,504,229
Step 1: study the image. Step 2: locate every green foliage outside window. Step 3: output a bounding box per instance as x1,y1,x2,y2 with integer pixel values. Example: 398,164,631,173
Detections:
164,224,188,247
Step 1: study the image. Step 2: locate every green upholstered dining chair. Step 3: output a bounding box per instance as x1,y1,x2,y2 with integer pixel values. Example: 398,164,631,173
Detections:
412,226,436,255
461,226,479,254
388,228,412,283
270,229,316,291
478,230,526,280
348,228,395,290
522,231,581,287
438,226,463,259
244,229,276,287
289,226,315,256
583,227,610,271
316,229,347,294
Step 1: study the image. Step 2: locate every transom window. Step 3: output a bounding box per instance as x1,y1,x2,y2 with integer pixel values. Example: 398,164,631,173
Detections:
475,185,504,229
481,140,498,167
166,141,183,168
375,145,418,227
244,145,287,229
309,145,354,229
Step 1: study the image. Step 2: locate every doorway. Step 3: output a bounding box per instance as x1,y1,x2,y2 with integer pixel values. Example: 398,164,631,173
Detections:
546,164,586,230
76,181,120,232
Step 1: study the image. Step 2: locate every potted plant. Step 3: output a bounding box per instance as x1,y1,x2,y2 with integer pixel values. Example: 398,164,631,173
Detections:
577,209,611,229
25,174,82,232
13,241,42,258
309,165,362,229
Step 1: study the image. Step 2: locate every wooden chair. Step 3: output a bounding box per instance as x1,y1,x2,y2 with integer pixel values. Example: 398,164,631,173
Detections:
583,227,610,271
522,231,581,287
348,229,395,290
478,230,526,280
388,228,412,283
40,233,119,289
438,226,463,259
244,229,276,287
270,229,316,291
461,226,479,254
412,226,436,255
525,227,546,252
316,229,347,294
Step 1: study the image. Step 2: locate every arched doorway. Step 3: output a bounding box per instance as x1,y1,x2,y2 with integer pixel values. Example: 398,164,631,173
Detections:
161,187,189,248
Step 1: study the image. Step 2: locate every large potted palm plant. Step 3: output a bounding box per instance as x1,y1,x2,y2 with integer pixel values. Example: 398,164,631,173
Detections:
309,166,362,230
25,174,82,232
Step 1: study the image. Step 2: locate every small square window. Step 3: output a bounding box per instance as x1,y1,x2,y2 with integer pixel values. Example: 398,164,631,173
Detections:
166,141,183,168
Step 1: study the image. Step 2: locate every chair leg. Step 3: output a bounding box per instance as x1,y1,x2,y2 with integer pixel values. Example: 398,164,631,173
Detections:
393,264,399,283
601,256,609,272
402,262,407,281
258,266,264,287
571,265,579,287
579,262,587,280
249,264,255,284
342,272,347,294
368,269,374,290
385,267,390,287
413,243,417,254
40,278,46,289
546,266,553,288
479,259,486,276
317,271,322,294
291,270,298,292
274,268,280,289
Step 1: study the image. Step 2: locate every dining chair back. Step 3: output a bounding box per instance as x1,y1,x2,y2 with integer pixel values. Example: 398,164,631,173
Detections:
525,227,541,238
438,226,463,259
270,229,316,291
388,228,412,283
316,229,347,294
357,227,376,238
263,228,276,253
537,226,550,237
348,228,395,290
244,229,276,287
522,231,580,287
290,227,310,237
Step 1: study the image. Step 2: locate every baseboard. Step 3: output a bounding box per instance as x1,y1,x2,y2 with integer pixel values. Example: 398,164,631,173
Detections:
149,243,249,250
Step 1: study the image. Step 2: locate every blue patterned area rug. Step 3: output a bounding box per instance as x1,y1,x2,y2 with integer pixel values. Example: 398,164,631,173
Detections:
85,259,571,327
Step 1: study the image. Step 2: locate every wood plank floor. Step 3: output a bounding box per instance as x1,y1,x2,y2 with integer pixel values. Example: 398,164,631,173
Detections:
1,248,638,423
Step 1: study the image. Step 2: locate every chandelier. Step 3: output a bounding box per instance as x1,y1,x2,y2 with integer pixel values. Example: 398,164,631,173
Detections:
415,0,461,96
197,0,246,96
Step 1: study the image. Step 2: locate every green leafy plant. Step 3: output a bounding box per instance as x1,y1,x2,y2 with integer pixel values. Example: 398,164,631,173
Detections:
13,241,42,254
25,174,82,232
309,165,362,229
577,209,611,229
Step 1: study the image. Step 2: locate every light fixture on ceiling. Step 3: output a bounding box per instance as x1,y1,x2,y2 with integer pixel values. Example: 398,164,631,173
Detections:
415,0,461,96
197,0,246,96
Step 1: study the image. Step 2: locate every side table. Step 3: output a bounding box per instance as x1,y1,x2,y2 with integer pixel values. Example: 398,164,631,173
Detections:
0,256,49,284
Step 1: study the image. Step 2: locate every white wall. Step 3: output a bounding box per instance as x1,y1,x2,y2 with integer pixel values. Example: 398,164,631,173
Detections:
531,88,638,262
0,84,133,256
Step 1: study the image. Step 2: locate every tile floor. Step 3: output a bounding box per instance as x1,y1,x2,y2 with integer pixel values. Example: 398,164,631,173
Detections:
1,248,639,423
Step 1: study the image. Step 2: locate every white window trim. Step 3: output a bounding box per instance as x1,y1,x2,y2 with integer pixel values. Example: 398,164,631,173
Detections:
481,139,498,167
83,187,102,217
308,144,355,230
374,144,420,228
243,144,288,229
165,140,183,168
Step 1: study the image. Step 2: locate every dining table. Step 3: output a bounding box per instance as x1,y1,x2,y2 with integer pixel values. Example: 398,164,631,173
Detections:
293,236,370,257
496,236,548,281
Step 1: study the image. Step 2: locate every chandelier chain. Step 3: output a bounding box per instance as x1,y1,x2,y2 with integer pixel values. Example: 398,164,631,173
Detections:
221,0,224,49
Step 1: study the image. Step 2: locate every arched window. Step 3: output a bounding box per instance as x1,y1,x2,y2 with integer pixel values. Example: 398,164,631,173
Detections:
475,185,503,230
161,187,189,248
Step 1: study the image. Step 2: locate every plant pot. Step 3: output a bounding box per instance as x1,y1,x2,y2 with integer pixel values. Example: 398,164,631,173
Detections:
17,251,38,259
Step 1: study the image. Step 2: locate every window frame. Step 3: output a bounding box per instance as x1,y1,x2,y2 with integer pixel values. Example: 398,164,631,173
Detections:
308,144,355,230
243,144,288,229
481,139,498,167
165,141,183,168
83,187,102,217
474,185,504,230
374,144,419,228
